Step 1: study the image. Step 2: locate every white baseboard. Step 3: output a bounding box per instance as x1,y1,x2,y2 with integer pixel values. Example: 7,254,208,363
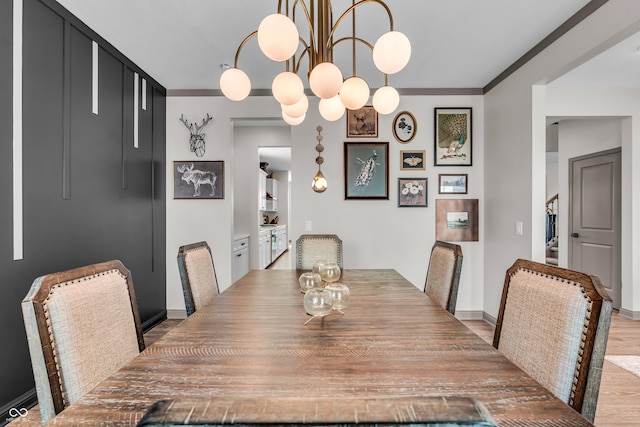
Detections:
618,308,640,320
454,310,484,320
167,309,188,319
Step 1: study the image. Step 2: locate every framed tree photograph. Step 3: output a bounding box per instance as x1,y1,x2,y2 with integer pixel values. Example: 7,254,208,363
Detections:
392,111,417,143
344,142,389,200
434,108,472,166
438,174,468,194
436,199,478,241
346,106,378,137
398,178,427,207
173,161,224,199
400,150,426,170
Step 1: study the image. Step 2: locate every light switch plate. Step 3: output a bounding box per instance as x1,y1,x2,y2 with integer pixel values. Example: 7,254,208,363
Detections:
305,221,312,231
515,221,523,236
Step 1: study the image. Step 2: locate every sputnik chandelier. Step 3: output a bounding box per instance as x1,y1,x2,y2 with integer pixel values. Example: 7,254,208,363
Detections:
219,0,411,126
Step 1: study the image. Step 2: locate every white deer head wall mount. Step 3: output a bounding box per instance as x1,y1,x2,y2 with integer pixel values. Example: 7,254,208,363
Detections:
179,113,213,157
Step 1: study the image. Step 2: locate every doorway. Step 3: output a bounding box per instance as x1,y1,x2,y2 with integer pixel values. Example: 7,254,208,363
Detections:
569,148,621,309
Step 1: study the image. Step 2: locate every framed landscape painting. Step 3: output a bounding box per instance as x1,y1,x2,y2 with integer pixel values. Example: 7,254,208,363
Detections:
344,142,389,200
436,198,478,241
434,108,472,166
174,161,224,199
438,174,468,194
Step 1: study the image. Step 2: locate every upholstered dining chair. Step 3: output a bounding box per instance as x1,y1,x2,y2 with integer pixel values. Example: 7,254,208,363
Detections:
296,234,343,269
177,241,219,316
493,259,613,423
137,396,497,426
21,259,145,423
424,240,463,315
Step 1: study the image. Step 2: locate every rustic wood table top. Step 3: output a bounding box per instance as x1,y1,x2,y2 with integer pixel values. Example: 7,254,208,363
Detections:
48,269,594,426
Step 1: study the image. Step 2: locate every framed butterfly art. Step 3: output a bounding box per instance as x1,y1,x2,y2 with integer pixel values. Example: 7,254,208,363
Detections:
400,150,426,170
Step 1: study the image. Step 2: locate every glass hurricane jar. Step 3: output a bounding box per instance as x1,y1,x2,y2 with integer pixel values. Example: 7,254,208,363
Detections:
298,272,322,294
319,262,341,287
325,282,350,310
303,287,333,317
312,260,327,275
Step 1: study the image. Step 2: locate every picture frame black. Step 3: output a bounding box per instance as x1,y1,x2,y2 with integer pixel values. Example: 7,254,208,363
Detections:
173,161,224,199
438,174,468,194
392,111,417,144
434,108,472,166
344,142,389,200
398,178,428,207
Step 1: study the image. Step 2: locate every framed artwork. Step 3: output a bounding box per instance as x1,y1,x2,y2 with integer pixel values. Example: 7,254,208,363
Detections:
392,111,417,143
436,199,479,241
434,108,472,166
173,161,224,199
400,150,426,170
346,106,378,137
398,178,427,207
344,142,389,200
438,174,468,194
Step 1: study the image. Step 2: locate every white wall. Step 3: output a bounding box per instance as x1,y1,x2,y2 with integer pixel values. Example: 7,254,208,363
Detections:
166,94,485,318
484,0,640,319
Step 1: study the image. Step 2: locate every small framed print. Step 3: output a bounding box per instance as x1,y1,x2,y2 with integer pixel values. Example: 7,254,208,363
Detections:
398,178,427,207
436,199,479,241
174,161,224,199
438,174,468,194
434,108,472,166
346,106,378,137
400,150,426,170
392,111,417,143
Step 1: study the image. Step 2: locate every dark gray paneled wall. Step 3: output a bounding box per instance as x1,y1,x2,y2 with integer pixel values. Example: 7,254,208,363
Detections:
0,0,166,419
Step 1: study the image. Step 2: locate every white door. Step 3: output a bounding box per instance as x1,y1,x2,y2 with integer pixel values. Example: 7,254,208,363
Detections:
569,149,621,308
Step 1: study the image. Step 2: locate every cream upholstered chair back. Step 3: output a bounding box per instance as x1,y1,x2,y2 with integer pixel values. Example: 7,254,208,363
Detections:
177,241,219,316
493,259,612,423
296,234,343,269
424,240,463,314
21,260,145,423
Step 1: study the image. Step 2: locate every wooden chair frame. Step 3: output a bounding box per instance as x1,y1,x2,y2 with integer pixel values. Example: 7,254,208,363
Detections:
295,234,343,269
493,259,613,423
22,260,145,420
177,241,219,316
424,240,463,314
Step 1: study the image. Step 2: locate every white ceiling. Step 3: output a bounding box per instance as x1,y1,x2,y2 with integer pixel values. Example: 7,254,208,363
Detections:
54,0,623,91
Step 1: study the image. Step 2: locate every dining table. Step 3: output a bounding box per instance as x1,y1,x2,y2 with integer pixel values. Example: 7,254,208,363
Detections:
47,269,594,426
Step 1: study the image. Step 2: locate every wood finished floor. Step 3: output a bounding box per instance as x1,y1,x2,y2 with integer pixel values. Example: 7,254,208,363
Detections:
8,280,640,426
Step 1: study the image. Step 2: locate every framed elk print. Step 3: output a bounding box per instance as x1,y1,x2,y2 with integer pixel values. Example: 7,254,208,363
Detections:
400,150,426,170
392,111,417,143
398,178,427,207
173,161,224,199
436,198,478,241
344,142,389,200
346,106,378,137
434,108,472,166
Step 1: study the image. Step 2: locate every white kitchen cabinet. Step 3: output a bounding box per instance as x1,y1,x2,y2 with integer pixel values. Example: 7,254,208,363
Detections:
258,229,272,269
258,169,267,211
266,178,278,211
276,226,287,258
233,235,250,283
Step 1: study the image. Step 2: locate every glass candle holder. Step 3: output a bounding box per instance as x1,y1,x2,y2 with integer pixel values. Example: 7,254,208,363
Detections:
303,287,333,317
320,262,341,287
325,282,350,310
298,272,322,294
312,260,327,275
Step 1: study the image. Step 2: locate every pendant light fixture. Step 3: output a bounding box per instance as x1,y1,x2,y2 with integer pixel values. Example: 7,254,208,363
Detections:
312,126,328,193
220,0,411,125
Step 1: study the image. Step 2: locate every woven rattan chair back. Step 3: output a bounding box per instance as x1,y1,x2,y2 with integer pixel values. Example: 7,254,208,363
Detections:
296,234,343,269
424,240,463,315
21,260,145,423
177,241,219,316
493,259,613,423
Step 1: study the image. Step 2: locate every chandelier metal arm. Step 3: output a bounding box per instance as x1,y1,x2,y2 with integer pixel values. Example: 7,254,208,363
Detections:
327,0,394,47
232,31,258,68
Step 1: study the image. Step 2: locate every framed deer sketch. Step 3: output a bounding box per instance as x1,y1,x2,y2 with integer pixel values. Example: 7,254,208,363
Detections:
174,161,224,199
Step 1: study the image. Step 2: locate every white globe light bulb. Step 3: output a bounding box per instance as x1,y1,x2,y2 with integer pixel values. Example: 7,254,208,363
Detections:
339,77,369,110
373,31,411,74
257,14,299,62
309,62,343,99
282,111,305,126
372,86,400,115
272,72,304,105
319,96,345,121
219,68,251,101
281,94,308,118
312,170,328,193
